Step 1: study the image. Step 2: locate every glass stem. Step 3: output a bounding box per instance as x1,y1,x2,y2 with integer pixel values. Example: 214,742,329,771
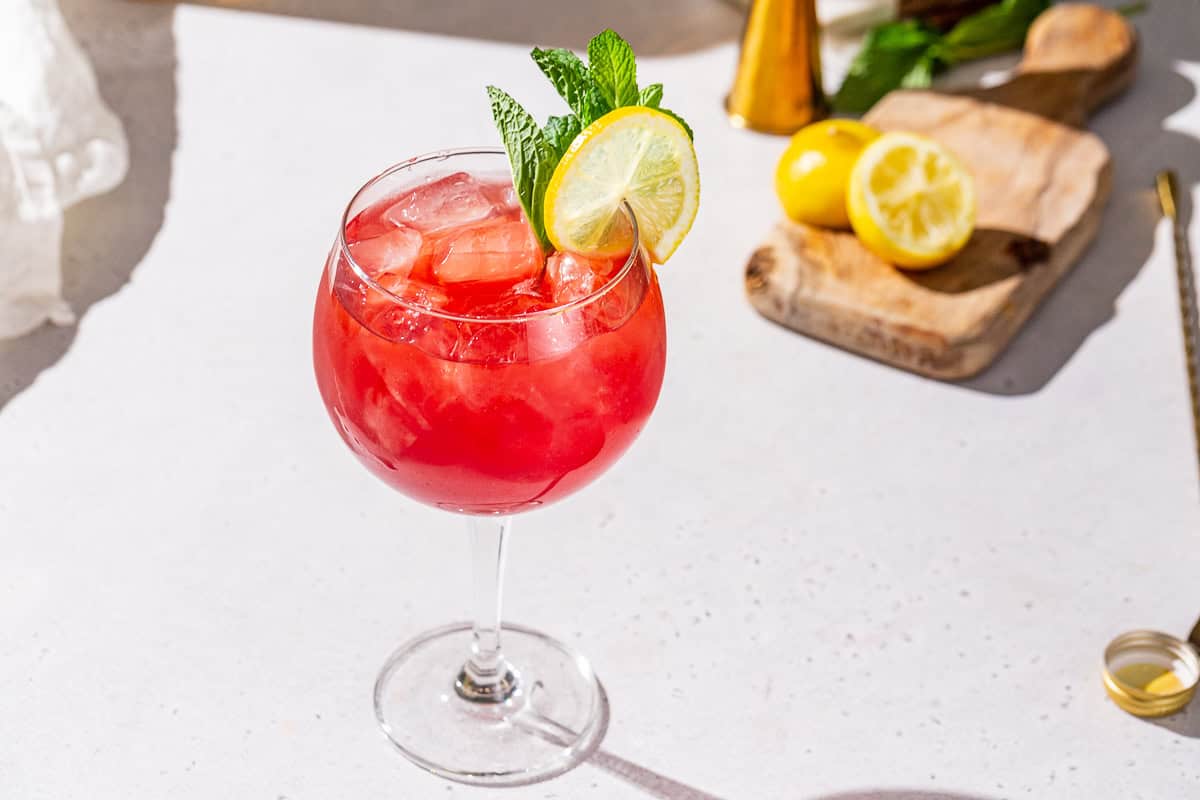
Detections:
455,515,518,703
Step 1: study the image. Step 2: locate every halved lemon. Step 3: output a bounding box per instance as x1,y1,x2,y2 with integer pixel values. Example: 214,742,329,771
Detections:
544,106,700,263
846,132,976,270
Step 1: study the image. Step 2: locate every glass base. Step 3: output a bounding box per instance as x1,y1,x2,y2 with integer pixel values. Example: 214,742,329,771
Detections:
373,622,609,787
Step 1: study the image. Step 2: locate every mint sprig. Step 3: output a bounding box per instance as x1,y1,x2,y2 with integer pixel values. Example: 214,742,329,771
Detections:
833,0,1049,113
487,29,693,252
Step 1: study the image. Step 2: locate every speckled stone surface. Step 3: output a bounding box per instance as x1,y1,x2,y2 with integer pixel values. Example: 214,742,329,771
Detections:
1,2,1199,798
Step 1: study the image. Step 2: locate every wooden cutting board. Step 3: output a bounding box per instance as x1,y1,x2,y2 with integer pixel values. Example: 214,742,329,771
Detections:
745,4,1138,379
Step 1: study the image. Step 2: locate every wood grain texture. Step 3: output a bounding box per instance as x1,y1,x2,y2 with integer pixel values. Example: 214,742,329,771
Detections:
745,4,1138,379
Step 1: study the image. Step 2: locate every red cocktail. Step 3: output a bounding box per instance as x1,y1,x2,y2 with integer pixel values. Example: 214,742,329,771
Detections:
314,159,665,515
312,149,667,784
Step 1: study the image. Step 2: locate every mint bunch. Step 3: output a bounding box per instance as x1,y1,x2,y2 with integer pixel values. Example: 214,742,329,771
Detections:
487,29,693,251
833,0,1049,114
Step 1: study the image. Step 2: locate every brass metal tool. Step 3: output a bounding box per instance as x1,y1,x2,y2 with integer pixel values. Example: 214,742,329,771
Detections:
1100,174,1200,720
1157,169,1200,475
726,0,826,134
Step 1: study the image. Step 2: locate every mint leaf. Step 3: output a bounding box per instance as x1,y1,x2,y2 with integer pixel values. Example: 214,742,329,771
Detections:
833,20,941,113
941,0,1048,62
899,52,938,89
486,86,555,250
544,114,583,158
587,30,639,109
530,48,608,124
581,85,612,125
638,83,663,108
657,107,694,141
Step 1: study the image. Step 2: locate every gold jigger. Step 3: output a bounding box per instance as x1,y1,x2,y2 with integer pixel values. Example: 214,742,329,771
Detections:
726,0,827,134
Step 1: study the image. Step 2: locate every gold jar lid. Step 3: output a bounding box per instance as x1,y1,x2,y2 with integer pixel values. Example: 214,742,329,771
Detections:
1102,629,1200,718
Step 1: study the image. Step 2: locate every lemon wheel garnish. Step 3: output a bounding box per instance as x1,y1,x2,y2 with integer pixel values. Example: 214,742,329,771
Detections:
846,131,976,270
544,106,699,263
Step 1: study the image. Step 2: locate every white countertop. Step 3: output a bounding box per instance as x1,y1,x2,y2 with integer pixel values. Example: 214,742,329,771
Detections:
3,2,1199,798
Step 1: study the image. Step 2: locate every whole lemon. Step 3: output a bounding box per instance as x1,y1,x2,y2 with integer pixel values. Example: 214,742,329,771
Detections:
775,119,880,229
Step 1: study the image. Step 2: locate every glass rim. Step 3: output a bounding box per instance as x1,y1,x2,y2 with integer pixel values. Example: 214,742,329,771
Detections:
337,147,643,325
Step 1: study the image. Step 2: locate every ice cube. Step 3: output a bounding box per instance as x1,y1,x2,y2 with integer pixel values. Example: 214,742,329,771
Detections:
432,219,543,285
482,180,520,215
526,307,589,361
459,320,526,364
464,287,554,318
365,277,458,355
383,172,494,233
347,225,423,277
375,273,449,308
367,268,448,324
345,210,393,242
544,251,620,304
509,276,544,298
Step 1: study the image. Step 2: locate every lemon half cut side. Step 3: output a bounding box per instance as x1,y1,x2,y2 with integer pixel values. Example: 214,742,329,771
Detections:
847,131,976,270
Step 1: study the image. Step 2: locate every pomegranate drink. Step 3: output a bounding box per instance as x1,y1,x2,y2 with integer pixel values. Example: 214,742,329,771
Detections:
313,169,666,514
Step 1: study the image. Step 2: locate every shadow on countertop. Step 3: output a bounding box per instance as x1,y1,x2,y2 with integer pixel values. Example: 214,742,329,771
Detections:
813,793,998,800
0,0,177,412
588,744,1004,800
582,747,1001,800
176,0,743,55
961,9,1199,396
529,699,989,800
586,747,727,799
1148,704,1200,739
